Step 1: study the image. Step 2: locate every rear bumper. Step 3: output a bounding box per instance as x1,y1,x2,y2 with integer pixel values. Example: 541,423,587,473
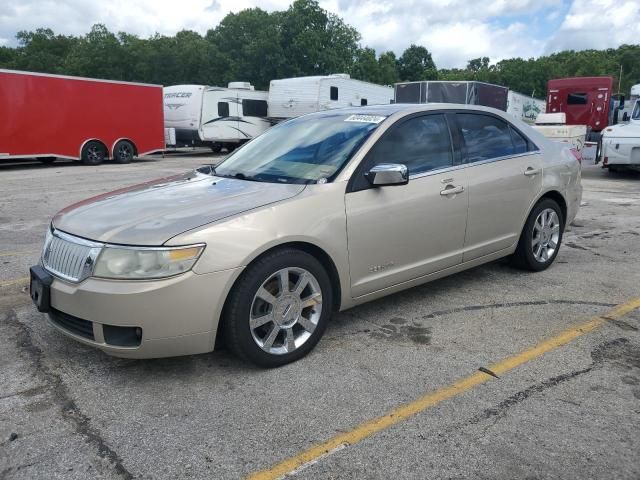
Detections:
46,268,242,358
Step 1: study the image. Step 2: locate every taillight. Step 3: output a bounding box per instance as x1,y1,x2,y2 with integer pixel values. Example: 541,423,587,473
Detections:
569,147,581,165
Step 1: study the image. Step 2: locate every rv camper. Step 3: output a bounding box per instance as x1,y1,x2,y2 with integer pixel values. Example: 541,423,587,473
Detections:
164,82,270,151
394,80,509,111
268,74,393,118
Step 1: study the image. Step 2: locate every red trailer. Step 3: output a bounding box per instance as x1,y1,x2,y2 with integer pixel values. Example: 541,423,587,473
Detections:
0,69,164,165
546,76,614,142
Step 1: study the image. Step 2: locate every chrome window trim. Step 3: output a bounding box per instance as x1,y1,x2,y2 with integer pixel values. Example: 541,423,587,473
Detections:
408,150,541,181
53,229,104,248
52,228,205,251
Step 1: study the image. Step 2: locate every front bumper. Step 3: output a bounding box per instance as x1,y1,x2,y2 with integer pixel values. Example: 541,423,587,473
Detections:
43,267,242,358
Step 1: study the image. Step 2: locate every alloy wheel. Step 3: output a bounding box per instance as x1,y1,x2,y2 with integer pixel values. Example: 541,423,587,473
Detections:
532,208,560,262
249,267,323,355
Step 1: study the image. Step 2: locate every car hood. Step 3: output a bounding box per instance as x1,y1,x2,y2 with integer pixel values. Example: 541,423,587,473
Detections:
603,121,640,139
52,169,305,245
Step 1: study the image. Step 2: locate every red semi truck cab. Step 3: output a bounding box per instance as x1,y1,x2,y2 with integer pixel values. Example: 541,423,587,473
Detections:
546,76,613,141
0,69,165,164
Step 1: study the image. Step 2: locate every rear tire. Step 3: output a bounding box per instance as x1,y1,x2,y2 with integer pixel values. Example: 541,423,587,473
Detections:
113,140,135,164
511,198,564,271
210,143,222,153
222,248,333,367
81,141,107,165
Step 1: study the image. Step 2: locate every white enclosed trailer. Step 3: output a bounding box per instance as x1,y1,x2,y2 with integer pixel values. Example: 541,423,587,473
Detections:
507,91,545,124
163,83,270,151
268,74,393,118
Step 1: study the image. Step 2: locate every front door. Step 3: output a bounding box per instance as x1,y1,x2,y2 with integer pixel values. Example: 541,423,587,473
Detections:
345,113,469,298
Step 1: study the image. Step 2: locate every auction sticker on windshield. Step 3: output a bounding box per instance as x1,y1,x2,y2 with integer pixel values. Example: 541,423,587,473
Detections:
344,114,386,124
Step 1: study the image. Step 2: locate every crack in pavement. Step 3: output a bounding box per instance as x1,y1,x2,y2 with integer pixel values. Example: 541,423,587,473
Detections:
5,309,134,480
464,338,632,428
330,299,618,340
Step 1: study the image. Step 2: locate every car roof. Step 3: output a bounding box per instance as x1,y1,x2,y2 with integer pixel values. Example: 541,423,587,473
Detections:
308,103,509,118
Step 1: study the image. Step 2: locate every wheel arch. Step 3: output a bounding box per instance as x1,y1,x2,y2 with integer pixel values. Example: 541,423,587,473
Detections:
112,138,138,156
536,189,568,225
79,138,109,159
234,241,341,312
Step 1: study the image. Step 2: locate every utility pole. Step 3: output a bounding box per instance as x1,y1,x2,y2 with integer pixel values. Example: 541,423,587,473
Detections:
618,64,623,93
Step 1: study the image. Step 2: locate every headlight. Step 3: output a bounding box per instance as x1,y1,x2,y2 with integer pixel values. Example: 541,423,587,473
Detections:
93,244,205,280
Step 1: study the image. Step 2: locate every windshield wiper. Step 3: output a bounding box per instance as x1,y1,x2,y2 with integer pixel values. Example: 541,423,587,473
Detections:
213,171,264,182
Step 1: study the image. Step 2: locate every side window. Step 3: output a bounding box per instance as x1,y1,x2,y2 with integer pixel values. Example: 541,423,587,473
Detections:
242,99,268,117
218,102,229,118
510,126,529,154
567,92,588,105
365,114,453,176
361,98,367,106
456,114,515,162
330,86,339,101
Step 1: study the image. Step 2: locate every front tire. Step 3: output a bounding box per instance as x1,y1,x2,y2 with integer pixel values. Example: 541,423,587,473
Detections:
81,141,107,165
512,198,564,271
222,249,333,367
113,140,135,164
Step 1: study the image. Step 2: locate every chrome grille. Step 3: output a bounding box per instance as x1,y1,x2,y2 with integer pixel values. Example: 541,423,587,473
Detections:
42,230,102,282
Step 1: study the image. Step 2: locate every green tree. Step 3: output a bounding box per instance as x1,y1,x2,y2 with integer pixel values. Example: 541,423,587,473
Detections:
0,46,17,68
63,24,125,79
376,51,400,85
206,8,283,89
11,28,77,73
350,47,379,82
278,0,360,77
398,44,437,81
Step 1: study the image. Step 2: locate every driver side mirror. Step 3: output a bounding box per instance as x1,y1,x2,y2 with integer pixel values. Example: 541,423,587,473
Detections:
365,163,409,187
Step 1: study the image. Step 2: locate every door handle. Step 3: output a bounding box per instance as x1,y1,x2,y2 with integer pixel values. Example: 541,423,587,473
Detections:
440,185,464,196
524,167,541,176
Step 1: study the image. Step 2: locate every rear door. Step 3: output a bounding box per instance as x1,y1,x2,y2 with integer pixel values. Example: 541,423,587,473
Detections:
345,113,468,297
200,91,240,142
453,112,543,261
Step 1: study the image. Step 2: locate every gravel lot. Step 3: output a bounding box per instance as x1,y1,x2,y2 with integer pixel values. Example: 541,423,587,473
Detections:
1,153,639,480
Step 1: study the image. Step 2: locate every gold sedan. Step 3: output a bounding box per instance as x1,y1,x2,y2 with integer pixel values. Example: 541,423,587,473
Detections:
30,104,582,366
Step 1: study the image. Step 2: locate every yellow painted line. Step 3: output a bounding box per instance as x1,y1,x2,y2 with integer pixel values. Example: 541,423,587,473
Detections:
0,276,30,288
0,249,38,258
248,297,640,480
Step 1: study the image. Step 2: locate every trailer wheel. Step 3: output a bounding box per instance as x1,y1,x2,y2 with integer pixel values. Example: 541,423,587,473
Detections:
113,140,135,164
81,141,107,165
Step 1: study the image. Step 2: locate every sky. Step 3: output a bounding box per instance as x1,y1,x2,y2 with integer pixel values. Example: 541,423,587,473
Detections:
1,0,638,68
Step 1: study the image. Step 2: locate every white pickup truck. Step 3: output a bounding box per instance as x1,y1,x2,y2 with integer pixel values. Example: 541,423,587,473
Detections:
601,98,640,172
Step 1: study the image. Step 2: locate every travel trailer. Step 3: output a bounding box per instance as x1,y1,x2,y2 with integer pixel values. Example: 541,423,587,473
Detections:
268,74,393,118
164,83,270,151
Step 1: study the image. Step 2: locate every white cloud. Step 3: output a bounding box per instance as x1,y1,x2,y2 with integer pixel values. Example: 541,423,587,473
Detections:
546,0,640,52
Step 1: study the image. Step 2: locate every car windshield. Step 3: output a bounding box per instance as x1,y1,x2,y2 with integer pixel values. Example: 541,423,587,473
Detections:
633,100,640,120
213,112,387,184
